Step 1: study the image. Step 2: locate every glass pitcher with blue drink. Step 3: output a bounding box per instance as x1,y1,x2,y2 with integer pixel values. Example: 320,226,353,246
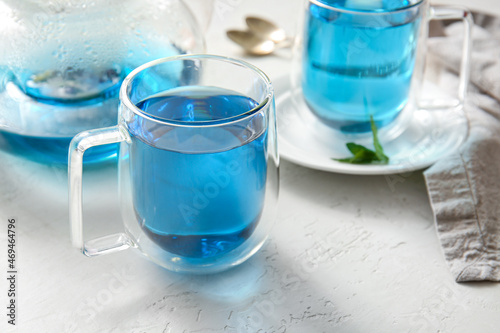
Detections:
69,55,279,273
300,0,472,133
0,0,204,164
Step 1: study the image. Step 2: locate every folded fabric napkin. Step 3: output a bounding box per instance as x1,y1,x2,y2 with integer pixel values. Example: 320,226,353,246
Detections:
424,12,500,282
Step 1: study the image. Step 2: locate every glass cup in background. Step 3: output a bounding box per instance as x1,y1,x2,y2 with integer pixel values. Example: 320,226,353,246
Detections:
69,55,279,274
297,0,472,134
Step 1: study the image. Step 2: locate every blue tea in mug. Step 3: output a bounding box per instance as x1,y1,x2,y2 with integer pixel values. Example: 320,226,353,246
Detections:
129,86,267,259
302,0,422,133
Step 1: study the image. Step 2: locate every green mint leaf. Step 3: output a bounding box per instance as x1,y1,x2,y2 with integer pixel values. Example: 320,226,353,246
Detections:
346,142,368,155
334,143,377,164
333,116,390,165
370,115,389,163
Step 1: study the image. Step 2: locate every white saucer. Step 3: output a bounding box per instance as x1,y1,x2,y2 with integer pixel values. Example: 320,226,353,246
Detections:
275,76,469,175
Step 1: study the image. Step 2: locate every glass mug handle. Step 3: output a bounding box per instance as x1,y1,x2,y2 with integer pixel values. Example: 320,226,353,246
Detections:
69,126,132,257
421,5,473,108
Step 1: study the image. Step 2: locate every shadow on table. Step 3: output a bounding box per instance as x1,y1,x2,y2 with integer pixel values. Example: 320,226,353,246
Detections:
279,160,433,227
88,240,364,333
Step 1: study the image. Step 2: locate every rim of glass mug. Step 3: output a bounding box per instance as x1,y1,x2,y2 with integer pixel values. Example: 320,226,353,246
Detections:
308,0,424,14
119,54,274,128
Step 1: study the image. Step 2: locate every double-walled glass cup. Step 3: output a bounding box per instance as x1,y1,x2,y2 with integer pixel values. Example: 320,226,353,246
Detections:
294,0,472,134
69,55,279,274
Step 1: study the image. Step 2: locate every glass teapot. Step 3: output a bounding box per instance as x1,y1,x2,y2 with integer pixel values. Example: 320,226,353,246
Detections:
0,0,205,164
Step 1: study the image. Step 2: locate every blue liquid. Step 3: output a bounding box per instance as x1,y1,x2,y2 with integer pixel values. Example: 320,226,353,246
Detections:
0,67,123,164
302,0,421,132
130,87,267,259
22,67,122,103
0,132,117,165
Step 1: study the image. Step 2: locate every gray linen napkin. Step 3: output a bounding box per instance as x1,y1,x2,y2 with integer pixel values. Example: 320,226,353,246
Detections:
424,12,500,282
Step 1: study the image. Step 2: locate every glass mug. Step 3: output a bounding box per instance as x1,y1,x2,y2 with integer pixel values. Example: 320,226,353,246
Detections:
296,0,472,133
69,55,279,274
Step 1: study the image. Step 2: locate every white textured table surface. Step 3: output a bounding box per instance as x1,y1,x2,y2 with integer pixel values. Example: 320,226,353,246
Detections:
1,0,500,332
